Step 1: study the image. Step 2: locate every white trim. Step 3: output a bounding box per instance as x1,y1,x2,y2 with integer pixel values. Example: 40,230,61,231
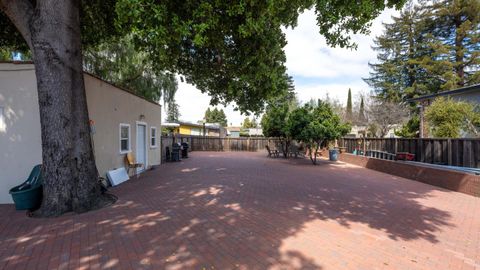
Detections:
119,123,131,154
136,121,148,173
150,126,158,148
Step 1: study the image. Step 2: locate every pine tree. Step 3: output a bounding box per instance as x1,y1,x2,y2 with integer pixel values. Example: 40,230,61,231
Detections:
365,1,480,103
204,108,212,122
364,6,430,102
166,100,180,122
346,88,353,121
419,0,480,89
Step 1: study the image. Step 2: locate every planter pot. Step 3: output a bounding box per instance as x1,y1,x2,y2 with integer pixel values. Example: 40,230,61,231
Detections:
9,184,43,210
329,149,339,161
338,147,346,153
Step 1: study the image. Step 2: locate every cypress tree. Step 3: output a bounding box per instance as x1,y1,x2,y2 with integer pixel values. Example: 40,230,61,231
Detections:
346,88,353,121
358,97,366,123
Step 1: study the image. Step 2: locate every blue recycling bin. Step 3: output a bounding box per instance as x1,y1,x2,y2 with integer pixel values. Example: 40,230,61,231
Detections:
329,149,339,161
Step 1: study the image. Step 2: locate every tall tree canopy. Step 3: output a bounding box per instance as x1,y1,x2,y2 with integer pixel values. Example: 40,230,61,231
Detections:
0,0,405,216
166,100,181,123
365,0,480,103
83,35,178,104
204,108,228,127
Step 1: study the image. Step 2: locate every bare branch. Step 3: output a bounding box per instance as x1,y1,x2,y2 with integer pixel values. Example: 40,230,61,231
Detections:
0,0,34,50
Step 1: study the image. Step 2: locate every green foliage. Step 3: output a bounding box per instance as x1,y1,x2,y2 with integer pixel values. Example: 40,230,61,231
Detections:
114,0,405,114
395,114,420,138
204,107,227,127
286,102,350,164
166,100,180,122
0,0,120,51
1,0,406,114
346,88,353,121
83,35,177,103
365,1,480,104
261,103,290,139
425,97,480,138
358,97,367,123
242,117,258,129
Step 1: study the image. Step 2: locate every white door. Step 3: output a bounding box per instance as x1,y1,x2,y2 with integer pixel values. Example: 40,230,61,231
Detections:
136,123,147,174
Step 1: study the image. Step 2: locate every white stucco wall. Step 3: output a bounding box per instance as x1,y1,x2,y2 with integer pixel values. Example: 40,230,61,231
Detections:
0,63,162,203
0,63,42,204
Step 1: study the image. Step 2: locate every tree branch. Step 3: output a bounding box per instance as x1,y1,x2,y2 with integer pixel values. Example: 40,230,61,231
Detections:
0,0,34,50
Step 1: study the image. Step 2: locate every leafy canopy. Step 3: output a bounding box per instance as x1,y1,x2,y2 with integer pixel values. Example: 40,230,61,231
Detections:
286,101,350,164
114,0,405,113
365,1,480,104
1,0,405,113
83,35,178,103
425,97,480,138
204,108,228,127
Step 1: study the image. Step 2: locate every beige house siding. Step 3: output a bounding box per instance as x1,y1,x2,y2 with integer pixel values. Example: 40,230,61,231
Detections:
0,64,42,204
85,74,162,176
0,63,162,203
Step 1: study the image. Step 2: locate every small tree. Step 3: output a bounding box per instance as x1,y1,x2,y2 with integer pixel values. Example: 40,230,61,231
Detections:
261,103,291,157
395,114,420,138
425,97,480,138
358,96,367,123
367,100,407,137
288,102,350,164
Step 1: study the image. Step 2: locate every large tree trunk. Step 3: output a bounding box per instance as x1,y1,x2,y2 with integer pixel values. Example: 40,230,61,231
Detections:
1,0,111,217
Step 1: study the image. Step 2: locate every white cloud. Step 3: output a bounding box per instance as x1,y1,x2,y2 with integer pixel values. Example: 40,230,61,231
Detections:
171,8,399,125
284,8,398,104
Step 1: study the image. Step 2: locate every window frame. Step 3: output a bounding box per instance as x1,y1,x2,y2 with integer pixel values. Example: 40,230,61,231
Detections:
119,123,131,154
150,126,158,148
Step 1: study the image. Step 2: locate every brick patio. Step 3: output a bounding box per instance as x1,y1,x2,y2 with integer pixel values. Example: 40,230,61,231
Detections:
1,151,479,270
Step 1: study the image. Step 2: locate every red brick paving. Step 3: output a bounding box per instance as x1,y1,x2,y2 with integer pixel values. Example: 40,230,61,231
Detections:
0,151,479,270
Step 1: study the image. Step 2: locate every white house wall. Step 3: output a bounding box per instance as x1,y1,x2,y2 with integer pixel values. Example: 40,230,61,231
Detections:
0,63,162,203
0,64,42,204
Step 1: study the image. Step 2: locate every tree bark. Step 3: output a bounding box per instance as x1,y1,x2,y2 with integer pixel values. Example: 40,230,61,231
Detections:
1,0,111,216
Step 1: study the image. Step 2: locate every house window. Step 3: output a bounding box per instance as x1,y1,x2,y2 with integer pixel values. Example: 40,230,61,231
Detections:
119,123,131,153
150,126,158,148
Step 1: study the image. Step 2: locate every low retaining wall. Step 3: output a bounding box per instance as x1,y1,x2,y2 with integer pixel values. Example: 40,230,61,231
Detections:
339,153,480,197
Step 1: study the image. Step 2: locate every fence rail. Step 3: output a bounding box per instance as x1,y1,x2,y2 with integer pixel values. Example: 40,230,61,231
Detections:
161,135,277,161
162,135,480,168
340,138,480,168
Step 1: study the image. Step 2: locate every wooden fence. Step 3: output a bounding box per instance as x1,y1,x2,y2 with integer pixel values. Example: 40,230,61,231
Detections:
161,135,278,160
340,138,480,168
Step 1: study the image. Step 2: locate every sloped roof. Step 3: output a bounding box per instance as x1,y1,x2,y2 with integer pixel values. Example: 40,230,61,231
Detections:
409,84,480,102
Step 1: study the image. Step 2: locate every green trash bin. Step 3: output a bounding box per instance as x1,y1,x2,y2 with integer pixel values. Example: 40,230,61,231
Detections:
9,164,43,210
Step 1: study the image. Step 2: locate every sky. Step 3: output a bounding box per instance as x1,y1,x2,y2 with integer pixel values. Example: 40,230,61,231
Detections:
167,8,399,126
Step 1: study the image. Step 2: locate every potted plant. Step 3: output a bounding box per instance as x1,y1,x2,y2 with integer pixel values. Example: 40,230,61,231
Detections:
9,165,43,210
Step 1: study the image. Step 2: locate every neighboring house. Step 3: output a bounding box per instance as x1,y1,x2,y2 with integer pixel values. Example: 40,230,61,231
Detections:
410,83,480,138
164,121,225,137
410,83,480,105
0,62,162,203
226,126,241,138
347,125,400,138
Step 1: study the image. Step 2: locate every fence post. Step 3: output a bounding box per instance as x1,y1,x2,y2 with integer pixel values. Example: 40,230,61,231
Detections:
447,139,452,165
394,138,398,154
362,137,366,155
